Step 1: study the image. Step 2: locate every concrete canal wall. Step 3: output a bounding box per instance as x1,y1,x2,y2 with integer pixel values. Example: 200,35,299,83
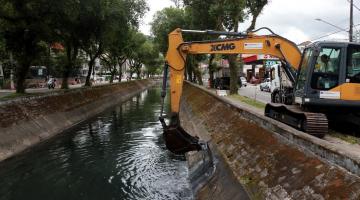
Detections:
180,82,360,200
0,80,155,162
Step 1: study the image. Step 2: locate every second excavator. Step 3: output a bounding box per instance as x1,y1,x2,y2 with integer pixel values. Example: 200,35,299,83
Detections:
159,28,360,154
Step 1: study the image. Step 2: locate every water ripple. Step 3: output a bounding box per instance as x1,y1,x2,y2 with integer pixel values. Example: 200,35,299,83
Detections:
0,88,193,200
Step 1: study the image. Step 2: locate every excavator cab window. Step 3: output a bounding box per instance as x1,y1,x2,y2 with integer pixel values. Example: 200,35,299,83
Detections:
346,45,360,83
296,48,312,91
311,47,341,90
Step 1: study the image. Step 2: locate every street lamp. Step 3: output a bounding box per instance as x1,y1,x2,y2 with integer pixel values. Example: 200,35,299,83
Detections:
315,18,351,41
315,18,347,32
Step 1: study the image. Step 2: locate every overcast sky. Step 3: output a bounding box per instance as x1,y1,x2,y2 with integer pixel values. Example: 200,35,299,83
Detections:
140,0,360,44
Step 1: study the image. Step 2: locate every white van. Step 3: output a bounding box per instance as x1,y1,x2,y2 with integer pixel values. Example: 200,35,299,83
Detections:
270,64,280,93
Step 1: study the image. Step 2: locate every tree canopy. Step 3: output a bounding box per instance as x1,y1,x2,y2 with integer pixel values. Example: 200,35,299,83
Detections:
150,0,269,92
0,0,149,92
151,7,187,55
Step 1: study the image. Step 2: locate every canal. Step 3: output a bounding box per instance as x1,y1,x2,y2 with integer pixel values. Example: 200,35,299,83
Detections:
0,87,193,200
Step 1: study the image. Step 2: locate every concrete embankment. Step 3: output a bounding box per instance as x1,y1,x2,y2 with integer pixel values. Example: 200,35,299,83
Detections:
180,82,360,200
0,80,155,162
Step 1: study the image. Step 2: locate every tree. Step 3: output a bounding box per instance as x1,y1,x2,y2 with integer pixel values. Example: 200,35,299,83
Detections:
215,0,247,94
183,0,223,85
171,0,183,8
151,7,187,55
81,0,147,86
182,0,268,92
126,31,147,79
219,0,268,94
139,39,163,78
151,7,207,84
50,0,147,89
0,0,55,93
100,53,118,83
246,0,268,31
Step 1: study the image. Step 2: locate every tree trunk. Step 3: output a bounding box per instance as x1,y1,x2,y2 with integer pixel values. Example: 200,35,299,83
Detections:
61,64,71,89
208,54,215,88
229,17,240,95
228,54,238,94
15,62,31,93
193,59,203,85
62,43,78,89
85,58,95,86
137,67,141,79
118,65,122,82
15,37,36,93
117,58,126,82
84,43,103,87
247,13,259,32
109,65,117,83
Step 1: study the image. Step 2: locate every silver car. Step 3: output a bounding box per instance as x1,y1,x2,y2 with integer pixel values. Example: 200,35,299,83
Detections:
240,77,247,87
260,78,271,92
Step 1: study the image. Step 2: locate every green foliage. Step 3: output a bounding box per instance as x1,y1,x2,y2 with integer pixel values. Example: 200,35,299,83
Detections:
230,94,266,109
150,7,187,55
140,39,164,77
0,0,149,91
246,0,268,31
0,0,56,92
184,0,247,32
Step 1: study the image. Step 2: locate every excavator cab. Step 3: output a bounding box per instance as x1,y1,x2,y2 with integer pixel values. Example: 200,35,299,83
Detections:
293,42,360,112
266,42,360,137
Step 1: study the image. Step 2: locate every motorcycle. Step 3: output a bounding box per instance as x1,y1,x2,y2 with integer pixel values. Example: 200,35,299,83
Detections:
47,78,56,89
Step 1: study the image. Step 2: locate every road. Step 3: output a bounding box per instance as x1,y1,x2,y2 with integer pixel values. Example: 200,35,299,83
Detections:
0,81,115,99
0,84,83,98
238,84,271,104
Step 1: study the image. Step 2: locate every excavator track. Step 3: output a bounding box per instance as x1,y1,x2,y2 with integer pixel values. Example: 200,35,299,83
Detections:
265,103,328,138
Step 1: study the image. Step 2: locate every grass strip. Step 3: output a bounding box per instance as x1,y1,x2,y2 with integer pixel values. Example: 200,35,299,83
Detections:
329,131,359,144
0,93,39,101
229,94,266,110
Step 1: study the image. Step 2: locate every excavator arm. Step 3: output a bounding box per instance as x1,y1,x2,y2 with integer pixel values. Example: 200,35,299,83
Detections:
160,28,301,154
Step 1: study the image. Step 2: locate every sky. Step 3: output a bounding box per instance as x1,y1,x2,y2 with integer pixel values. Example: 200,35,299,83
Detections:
140,0,360,44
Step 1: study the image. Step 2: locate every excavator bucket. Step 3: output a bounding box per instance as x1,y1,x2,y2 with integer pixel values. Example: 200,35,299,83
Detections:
159,113,202,155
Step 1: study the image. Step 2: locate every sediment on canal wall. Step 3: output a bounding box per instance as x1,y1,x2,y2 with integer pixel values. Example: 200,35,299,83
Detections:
180,82,360,200
0,80,155,162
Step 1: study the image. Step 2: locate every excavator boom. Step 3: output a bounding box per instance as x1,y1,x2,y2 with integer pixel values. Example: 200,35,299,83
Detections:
166,28,301,114
160,28,302,154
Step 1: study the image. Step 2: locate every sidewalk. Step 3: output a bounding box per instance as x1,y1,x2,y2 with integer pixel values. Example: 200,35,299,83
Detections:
0,83,84,99
0,80,132,99
194,84,266,115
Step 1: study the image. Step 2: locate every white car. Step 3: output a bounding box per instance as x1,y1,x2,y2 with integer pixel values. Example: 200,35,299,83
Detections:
260,78,271,92
240,77,247,87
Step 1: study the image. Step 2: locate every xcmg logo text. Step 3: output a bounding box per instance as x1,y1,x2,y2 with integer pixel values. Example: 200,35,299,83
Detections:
210,43,236,51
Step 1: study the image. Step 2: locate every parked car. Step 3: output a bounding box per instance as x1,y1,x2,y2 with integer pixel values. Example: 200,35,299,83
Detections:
239,77,247,87
260,78,271,92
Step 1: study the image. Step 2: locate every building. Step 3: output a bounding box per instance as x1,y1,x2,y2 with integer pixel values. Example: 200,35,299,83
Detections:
297,41,312,52
242,54,280,81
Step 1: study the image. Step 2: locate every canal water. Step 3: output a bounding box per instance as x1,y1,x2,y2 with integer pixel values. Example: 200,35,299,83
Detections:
0,88,193,200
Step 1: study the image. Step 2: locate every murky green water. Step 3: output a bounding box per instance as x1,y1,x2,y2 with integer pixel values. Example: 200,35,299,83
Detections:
0,88,193,200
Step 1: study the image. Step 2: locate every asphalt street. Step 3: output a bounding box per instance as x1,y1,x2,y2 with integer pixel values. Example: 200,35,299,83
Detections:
238,84,271,104
0,81,116,99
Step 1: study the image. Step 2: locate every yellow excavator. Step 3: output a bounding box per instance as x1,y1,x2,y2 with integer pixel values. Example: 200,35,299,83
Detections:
159,28,360,154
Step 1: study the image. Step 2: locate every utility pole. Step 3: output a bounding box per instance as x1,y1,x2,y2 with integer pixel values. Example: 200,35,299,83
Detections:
350,0,354,42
